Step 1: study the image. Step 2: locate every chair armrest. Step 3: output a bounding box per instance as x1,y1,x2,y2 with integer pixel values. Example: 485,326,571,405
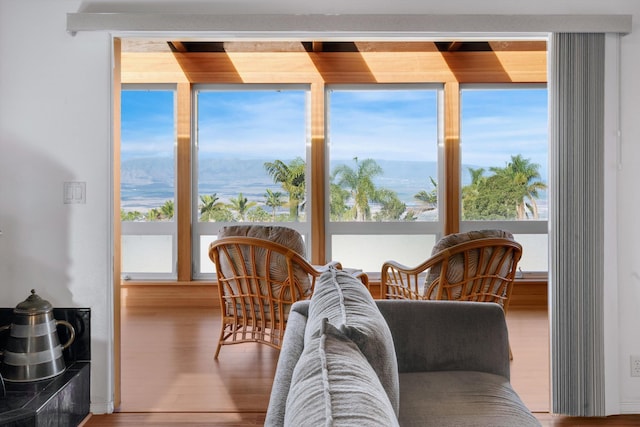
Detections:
375,300,511,379
382,254,444,277
352,270,369,288
381,256,444,299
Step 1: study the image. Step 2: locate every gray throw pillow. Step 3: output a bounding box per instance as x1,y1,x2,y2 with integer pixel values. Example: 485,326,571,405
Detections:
285,318,399,427
306,266,400,415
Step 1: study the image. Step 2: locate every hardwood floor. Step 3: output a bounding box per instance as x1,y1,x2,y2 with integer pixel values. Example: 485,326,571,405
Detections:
81,304,640,426
507,308,550,412
116,306,278,413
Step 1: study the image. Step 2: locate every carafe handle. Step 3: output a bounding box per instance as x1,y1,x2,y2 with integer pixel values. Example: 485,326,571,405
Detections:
56,320,76,350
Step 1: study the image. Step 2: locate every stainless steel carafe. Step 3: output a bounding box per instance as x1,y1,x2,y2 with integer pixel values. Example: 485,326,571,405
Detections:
0,289,76,382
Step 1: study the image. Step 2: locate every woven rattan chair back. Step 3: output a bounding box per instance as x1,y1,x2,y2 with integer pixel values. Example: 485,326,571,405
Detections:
209,236,341,358
423,238,522,309
382,235,522,312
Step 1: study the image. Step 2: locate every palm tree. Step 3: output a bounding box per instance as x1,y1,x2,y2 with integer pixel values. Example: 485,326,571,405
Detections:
160,200,174,220
331,157,383,221
409,176,439,219
264,158,306,221
121,210,144,221
199,193,227,222
460,167,486,217
264,189,284,220
414,176,438,208
229,193,256,222
247,206,271,222
491,155,546,219
468,167,486,186
329,183,350,221
147,208,160,221
374,188,406,221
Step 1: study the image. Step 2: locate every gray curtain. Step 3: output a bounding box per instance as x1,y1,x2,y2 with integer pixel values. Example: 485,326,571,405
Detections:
549,32,605,416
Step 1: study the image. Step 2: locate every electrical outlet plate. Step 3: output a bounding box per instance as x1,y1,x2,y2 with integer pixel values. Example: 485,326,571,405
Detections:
631,355,640,377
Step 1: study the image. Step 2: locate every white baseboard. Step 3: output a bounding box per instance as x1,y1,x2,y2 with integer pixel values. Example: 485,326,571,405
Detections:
90,400,115,415
618,401,640,414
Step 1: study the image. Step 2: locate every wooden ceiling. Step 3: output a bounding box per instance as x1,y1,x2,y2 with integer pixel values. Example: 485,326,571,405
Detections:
119,39,548,85
122,39,547,53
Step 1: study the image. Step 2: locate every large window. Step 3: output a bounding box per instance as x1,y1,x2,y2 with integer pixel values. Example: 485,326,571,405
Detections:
120,86,176,280
460,85,548,272
327,85,442,271
193,85,309,276
118,40,549,281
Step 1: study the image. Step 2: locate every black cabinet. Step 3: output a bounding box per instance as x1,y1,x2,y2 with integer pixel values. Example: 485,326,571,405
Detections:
0,308,90,427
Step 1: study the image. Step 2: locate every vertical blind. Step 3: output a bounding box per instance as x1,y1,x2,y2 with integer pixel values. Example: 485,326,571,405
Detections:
549,32,605,416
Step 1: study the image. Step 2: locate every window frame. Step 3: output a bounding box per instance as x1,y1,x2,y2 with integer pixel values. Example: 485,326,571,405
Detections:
117,40,550,280
191,83,312,279
324,83,446,264
120,83,178,281
459,83,549,274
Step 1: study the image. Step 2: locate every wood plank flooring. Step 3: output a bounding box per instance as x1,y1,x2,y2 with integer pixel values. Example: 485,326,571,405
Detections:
81,305,640,426
117,306,278,413
507,308,550,412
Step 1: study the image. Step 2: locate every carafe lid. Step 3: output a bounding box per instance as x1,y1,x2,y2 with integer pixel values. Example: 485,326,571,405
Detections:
15,289,53,314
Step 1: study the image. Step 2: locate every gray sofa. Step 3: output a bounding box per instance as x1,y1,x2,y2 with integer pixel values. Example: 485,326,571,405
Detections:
265,267,540,426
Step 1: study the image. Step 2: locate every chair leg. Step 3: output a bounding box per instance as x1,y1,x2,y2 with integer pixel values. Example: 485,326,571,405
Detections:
214,323,226,359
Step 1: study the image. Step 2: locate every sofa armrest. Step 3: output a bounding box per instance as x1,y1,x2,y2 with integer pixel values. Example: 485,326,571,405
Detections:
375,300,511,379
264,301,310,427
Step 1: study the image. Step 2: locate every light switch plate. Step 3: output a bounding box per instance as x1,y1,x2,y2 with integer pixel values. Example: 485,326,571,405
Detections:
64,181,86,204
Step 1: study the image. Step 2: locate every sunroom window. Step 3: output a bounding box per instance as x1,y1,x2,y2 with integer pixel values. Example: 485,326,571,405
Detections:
460,85,549,273
326,85,443,272
193,85,310,276
117,39,550,280
120,86,177,279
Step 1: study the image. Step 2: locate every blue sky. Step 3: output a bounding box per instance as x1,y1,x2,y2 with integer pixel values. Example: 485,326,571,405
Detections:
328,88,438,162
196,89,307,159
121,86,548,181
121,90,175,158
461,88,548,178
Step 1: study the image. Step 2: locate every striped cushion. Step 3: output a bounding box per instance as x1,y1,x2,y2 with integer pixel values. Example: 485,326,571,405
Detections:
424,230,515,300
217,225,312,298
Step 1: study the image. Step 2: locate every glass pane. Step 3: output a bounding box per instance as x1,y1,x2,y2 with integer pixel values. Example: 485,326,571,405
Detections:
460,88,548,221
328,88,439,222
331,234,436,273
121,90,176,221
121,235,173,273
512,234,548,273
196,89,307,223
200,235,217,274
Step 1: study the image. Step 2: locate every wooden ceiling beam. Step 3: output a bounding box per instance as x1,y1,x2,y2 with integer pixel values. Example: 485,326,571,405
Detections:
121,49,547,85
170,41,188,52
447,41,463,52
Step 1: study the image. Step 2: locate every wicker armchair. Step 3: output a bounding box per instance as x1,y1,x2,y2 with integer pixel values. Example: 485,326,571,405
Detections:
381,230,522,314
208,225,341,358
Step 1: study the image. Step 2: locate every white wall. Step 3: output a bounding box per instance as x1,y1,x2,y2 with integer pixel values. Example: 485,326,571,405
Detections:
615,6,640,412
1,0,639,415
0,0,115,413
